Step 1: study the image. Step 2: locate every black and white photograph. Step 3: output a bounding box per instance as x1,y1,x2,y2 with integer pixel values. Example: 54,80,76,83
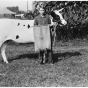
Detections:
0,0,88,87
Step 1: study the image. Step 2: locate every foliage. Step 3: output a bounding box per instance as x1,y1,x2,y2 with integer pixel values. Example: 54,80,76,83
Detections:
24,10,34,20
33,1,88,40
55,1,88,40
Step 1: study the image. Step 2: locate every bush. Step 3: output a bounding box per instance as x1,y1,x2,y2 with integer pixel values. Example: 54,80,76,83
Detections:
33,1,88,40
45,1,88,40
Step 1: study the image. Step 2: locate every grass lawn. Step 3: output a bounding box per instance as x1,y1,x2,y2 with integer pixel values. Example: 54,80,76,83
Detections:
0,39,88,86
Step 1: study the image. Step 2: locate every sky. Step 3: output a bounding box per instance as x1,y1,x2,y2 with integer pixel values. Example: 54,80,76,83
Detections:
0,0,33,11
0,0,81,12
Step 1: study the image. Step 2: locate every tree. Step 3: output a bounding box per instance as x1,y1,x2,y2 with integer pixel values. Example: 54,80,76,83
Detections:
24,10,34,20
32,1,49,17
44,1,88,40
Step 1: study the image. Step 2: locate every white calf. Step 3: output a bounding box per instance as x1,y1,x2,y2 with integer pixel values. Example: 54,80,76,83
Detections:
0,19,34,63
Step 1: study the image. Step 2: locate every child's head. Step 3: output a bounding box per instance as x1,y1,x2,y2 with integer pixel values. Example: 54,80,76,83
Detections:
38,7,45,15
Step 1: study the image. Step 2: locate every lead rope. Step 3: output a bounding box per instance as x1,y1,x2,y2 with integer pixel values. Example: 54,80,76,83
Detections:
53,22,58,48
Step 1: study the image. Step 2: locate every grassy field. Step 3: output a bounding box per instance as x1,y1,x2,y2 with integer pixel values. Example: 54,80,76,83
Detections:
0,39,88,86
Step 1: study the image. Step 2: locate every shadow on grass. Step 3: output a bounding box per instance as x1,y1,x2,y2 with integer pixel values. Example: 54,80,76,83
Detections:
8,53,39,62
53,51,82,63
8,51,81,63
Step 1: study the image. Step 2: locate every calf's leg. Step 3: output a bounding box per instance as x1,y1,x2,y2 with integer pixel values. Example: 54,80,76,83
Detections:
40,50,47,64
47,49,53,64
39,50,44,64
43,50,47,64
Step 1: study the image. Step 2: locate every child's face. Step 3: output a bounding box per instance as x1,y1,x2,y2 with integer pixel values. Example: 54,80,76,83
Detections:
39,8,45,15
